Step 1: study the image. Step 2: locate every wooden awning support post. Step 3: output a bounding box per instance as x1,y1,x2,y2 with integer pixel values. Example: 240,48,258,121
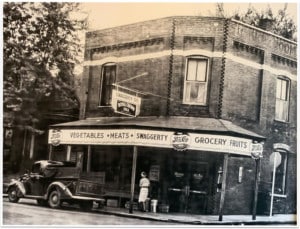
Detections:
129,146,138,214
252,158,261,220
87,145,91,172
218,153,229,221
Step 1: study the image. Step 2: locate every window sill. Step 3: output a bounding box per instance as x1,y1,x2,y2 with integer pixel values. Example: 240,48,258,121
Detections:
97,105,112,108
274,119,290,124
182,102,208,106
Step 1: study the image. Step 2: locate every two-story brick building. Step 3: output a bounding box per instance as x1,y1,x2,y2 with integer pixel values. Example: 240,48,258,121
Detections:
48,16,297,217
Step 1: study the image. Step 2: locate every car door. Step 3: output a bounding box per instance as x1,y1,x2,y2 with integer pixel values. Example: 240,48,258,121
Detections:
25,163,47,196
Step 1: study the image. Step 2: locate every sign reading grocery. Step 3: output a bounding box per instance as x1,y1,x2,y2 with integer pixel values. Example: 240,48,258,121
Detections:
49,128,257,156
111,90,141,117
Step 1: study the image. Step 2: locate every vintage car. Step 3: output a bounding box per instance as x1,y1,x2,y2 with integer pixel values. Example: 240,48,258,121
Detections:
6,160,104,210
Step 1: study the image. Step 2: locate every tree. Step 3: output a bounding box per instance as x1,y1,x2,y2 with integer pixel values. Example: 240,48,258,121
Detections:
3,2,87,133
232,4,297,41
3,2,87,171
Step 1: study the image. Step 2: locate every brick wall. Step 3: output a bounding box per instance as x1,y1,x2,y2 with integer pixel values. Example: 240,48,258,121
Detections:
224,156,256,215
82,16,297,214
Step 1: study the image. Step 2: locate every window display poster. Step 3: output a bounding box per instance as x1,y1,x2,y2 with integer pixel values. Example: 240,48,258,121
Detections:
149,165,160,181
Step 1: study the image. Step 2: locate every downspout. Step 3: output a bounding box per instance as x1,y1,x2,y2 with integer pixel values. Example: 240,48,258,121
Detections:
166,18,176,116
217,18,230,221
217,18,229,119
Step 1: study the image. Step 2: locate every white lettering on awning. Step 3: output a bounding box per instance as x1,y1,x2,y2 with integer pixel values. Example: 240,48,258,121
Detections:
49,128,255,156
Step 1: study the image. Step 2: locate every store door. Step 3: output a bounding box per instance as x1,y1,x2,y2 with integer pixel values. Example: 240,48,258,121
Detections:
168,161,209,213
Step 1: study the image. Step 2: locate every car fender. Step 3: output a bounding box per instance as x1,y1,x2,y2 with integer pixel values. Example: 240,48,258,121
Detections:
7,179,26,196
46,181,73,199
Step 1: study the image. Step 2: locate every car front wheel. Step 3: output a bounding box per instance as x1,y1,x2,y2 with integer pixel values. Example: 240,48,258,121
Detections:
8,186,20,203
48,190,61,209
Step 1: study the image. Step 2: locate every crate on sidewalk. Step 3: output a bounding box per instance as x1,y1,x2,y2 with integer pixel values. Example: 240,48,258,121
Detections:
106,199,118,207
124,201,139,210
158,204,169,213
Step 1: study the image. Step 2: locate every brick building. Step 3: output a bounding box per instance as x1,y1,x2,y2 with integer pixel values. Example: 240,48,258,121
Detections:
48,17,297,217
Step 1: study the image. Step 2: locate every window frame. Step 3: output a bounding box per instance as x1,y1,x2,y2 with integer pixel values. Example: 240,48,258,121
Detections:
99,63,117,107
183,56,210,105
275,76,290,122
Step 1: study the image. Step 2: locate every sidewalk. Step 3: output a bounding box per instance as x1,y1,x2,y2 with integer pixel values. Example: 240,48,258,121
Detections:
2,174,297,226
93,206,297,225
2,192,297,225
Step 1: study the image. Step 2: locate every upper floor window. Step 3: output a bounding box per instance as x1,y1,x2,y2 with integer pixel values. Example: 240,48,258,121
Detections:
275,77,290,122
99,63,116,106
183,57,209,105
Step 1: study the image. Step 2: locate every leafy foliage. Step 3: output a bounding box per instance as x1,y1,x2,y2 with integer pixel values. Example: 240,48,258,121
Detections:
233,5,297,41
3,2,87,132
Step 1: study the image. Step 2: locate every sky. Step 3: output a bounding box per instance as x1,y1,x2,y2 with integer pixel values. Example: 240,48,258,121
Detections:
79,1,298,31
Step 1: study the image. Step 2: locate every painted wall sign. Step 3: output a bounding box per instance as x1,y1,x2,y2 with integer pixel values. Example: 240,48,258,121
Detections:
234,23,297,57
171,132,190,151
49,128,255,156
49,129,62,146
112,90,141,117
251,143,264,159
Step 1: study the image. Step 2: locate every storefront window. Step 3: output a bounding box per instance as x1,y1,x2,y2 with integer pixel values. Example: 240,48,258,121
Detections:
183,57,209,105
275,77,290,122
99,63,116,106
90,146,132,186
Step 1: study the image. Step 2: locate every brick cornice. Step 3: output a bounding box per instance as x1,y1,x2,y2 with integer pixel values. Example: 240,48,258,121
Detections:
271,54,297,68
88,37,165,55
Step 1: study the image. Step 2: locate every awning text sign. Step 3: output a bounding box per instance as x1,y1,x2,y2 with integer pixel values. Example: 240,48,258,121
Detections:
112,90,141,117
49,128,254,156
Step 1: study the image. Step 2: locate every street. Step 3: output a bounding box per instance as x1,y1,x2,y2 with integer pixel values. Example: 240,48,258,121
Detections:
2,198,175,225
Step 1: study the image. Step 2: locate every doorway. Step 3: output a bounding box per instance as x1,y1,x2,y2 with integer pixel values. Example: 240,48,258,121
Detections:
168,160,209,214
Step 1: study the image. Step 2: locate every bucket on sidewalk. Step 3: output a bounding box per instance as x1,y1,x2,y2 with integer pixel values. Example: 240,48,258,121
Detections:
151,199,158,213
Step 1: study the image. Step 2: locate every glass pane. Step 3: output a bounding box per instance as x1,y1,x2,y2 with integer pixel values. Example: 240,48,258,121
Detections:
185,82,206,104
280,80,287,100
276,79,282,99
108,66,116,85
185,82,191,101
187,60,197,81
101,65,116,106
275,99,289,121
196,60,207,82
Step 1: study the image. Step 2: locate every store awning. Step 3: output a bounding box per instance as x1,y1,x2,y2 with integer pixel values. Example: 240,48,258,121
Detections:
49,116,265,157
50,116,265,140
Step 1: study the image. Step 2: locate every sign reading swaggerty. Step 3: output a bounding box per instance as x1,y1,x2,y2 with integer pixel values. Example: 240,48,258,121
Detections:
49,128,258,156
